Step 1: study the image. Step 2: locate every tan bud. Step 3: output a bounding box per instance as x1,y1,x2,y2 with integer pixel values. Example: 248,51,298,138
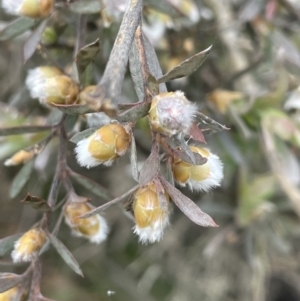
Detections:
149,91,197,136
78,85,98,105
172,146,223,192
4,150,35,166
44,75,79,105
26,67,79,106
132,182,170,244
64,202,108,244
75,123,131,168
11,228,47,263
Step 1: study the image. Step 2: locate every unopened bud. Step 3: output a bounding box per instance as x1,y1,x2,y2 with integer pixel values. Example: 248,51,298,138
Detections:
75,123,131,168
11,228,47,263
41,27,57,45
78,85,98,105
148,91,197,136
0,286,19,301
2,0,53,18
64,202,109,244
132,182,170,244
172,146,223,192
4,150,35,166
26,67,79,106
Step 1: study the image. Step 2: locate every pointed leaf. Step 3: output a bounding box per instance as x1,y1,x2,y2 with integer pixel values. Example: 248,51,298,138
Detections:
69,0,102,14
147,73,159,96
0,125,51,136
69,171,112,201
51,103,94,115
0,17,38,41
139,143,160,186
158,45,212,83
10,160,35,198
76,39,100,74
173,148,207,166
174,136,195,165
70,128,97,144
154,178,169,211
117,102,150,122
130,135,139,182
20,193,51,212
166,158,175,186
49,234,83,277
197,112,229,135
24,19,48,63
188,123,206,143
160,177,218,227
143,34,167,93
0,234,23,257
0,273,23,293
129,36,145,102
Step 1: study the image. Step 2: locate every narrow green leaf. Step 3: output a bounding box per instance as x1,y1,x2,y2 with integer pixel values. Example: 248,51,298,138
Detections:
70,128,97,144
76,39,100,74
20,193,51,212
24,19,48,63
158,45,212,83
51,103,95,115
0,125,51,136
49,234,83,277
69,171,112,201
65,115,79,133
69,0,102,14
0,17,38,42
10,160,35,198
0,273,23,293
0,234,23,257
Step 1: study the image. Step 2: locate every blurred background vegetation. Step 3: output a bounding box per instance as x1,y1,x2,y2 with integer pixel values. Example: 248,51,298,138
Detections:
2,0,300,300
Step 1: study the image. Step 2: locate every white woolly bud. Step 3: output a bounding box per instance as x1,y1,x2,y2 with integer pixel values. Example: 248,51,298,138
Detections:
132,182,171,244
172,146,223,192
64,202,109,244
26,66,79,106
149,91,198,137
75,123,131,169
11,228,47,263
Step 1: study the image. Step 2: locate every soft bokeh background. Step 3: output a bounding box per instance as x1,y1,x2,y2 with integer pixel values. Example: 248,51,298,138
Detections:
2,0,300,300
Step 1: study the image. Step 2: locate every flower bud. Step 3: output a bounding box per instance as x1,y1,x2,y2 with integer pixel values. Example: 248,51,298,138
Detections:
172,146,223,192
11,228,47,263
75,123,131,168
2,0,53,18
64,202,109,244
26,67,79,106
148,91,197,136
78,85,97,105
132,182,170,244
4,150,35,166
0,286,18,301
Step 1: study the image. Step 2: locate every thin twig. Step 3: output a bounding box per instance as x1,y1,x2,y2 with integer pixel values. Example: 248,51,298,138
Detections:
79,185,140,219
74,15,87,58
